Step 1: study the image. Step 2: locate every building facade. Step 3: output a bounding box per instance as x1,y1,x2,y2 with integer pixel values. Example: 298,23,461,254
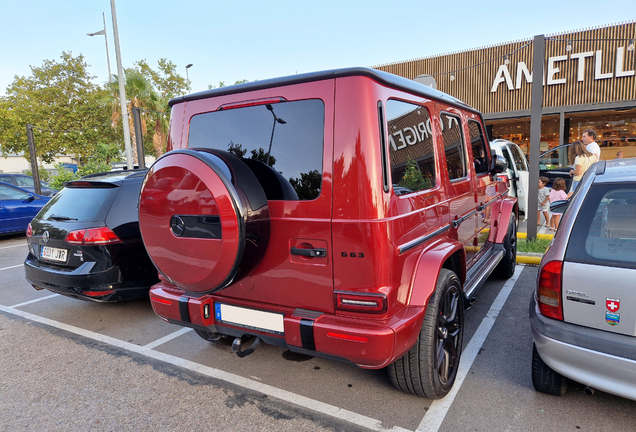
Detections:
374,21,636,163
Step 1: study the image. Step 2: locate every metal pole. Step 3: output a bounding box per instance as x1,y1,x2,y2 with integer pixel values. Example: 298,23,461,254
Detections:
132,107,145,169
110,0,133,170
185,64,193,94
26,124,42,195
102,12,113,83
527,35,545,241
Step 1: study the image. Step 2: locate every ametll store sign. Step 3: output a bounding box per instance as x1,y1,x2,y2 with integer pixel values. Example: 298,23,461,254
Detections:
491,46,635,93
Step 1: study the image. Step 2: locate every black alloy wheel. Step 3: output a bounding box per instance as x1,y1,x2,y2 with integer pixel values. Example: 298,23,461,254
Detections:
388,269,464,398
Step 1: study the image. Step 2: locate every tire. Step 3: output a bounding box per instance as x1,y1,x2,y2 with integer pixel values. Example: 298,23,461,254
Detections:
494,213,517,279
531,343,567,396
388,269,464,398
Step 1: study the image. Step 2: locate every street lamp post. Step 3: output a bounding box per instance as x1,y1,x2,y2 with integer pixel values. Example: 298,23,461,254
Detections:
265,104,286,167
185,64,193,94
110,0,133,169
87,12,113,83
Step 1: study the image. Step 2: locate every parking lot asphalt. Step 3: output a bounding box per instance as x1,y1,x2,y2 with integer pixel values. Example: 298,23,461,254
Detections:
1,234,635,432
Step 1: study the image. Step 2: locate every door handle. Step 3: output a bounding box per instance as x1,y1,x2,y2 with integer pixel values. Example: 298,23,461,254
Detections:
291,247,327,258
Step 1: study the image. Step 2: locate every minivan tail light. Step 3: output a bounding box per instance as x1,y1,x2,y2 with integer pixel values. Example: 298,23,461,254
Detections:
334,291,387,314
65,227,122,245
537,260,563,321
218,97,286,111
26,223,32,238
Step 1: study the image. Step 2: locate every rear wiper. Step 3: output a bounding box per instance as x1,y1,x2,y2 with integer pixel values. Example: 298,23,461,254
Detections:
49,214,78,221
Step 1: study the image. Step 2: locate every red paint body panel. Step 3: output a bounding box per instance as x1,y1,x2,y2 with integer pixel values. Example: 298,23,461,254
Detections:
142,70,515,369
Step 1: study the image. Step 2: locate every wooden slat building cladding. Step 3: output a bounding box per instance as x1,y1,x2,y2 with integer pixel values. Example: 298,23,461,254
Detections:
374,22,636,115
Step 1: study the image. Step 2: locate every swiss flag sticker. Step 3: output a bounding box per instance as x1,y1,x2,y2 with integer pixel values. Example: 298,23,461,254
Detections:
606,298,620,312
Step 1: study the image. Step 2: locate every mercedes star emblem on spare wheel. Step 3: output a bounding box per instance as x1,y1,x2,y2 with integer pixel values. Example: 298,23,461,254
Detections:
42,231,50,243
170,215,185,237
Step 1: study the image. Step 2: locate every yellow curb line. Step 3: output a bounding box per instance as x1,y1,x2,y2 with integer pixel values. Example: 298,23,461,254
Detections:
518,232,554,240
517,255,542,265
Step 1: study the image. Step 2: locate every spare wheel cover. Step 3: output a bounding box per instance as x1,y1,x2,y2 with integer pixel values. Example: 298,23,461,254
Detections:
139,149,268,293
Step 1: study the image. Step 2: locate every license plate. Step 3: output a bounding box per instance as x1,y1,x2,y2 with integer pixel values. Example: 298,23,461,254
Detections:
214,303,284,335
40,246,68,263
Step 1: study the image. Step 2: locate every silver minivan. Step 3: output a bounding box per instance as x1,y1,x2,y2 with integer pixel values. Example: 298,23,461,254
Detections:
530,158,636,401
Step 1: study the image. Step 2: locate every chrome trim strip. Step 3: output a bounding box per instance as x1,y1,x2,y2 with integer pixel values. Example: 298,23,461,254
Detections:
398,224,451,254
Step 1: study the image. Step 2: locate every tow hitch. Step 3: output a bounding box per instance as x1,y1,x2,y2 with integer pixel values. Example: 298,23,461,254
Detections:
231,335,261,357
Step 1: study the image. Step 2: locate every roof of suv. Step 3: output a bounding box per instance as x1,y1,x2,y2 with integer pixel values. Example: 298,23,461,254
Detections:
77,169,148,184
169,67,473,113
594,158,636,183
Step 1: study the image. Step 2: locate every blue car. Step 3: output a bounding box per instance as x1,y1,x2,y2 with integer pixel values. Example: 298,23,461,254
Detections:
0,182,51,235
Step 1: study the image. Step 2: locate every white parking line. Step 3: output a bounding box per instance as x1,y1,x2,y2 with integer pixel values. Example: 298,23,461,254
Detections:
0,264,23,271
0,243,26,250
9,294,60,308
0,268,525,432
0,303,409,432
143,327,193,349
416,265,524,432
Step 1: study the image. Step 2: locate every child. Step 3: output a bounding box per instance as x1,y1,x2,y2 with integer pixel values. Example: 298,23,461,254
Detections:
549,178,568,231
537,176,550,227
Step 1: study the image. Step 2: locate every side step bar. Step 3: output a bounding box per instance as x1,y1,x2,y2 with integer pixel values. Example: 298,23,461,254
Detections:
463,246,504,301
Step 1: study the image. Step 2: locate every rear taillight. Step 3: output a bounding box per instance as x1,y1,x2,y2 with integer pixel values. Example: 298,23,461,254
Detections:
537,260,563,320
26,223,32,238
65,227,121,245
334,291,387,314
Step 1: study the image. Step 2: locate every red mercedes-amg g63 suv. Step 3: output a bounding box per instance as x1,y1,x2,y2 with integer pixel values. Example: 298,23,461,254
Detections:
138,67,517,399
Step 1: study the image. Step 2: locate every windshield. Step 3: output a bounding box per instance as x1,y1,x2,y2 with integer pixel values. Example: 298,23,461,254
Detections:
37,186,119,222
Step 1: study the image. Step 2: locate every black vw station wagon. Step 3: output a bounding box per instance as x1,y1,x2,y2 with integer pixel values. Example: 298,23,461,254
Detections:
24,169,159,302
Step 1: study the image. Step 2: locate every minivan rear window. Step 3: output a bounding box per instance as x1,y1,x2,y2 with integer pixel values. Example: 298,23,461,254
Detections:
37,187,119,222
188,99,325,200
566,184,636,269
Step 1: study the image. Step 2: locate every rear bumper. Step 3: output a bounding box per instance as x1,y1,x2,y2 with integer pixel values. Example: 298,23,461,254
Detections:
530,296,636,401
24,255,152,302
150,283,426,369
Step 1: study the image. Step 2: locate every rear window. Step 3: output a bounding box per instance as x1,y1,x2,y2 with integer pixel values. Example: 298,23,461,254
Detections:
37,187,119,222
188,99,325,200
566,184,636,269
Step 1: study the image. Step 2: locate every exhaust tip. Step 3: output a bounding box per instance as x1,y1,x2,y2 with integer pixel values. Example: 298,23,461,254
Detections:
584,386,595,396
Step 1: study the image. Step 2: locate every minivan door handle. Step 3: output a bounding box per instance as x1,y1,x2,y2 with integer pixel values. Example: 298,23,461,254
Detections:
291,247,327,258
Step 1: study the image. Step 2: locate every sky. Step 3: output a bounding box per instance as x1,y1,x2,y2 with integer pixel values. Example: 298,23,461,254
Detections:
1,1,635,97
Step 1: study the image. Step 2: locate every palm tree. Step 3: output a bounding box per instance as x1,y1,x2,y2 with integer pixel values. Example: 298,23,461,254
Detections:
107,69,168,162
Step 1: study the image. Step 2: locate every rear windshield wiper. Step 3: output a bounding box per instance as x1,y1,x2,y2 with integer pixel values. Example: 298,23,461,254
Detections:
49,214,78,221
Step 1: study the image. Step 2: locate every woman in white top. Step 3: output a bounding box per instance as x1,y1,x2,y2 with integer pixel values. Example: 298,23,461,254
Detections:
568,140,595,196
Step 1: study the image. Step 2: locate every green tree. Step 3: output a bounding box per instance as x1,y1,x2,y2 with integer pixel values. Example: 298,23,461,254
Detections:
399,159,430,192
289,170,322,200
0,52,119,163
134,59,187,99
106,69,168,160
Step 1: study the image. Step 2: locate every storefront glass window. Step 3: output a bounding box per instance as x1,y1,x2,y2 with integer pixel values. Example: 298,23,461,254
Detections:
569,109,636,160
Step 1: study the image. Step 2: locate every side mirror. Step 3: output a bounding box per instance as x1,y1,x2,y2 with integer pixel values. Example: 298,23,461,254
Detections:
24,194,35,203
490,154,508,174
550,199,569,214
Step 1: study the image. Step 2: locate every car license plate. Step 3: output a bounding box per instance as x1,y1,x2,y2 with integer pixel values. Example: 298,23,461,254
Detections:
40,246,68,263
214,303,284,335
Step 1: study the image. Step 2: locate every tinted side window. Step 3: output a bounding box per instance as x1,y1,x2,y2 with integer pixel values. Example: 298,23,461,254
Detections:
566,184,636,269
188,100,324,201
468,120,489,174
441,113,467,181
0,183,30,200
386,100,436,195
510,145,527,171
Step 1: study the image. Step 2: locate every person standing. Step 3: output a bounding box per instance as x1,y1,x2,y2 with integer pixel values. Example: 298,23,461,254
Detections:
537,176,550,227
549,178,568,231
567,141,595,196
581,129,601,161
